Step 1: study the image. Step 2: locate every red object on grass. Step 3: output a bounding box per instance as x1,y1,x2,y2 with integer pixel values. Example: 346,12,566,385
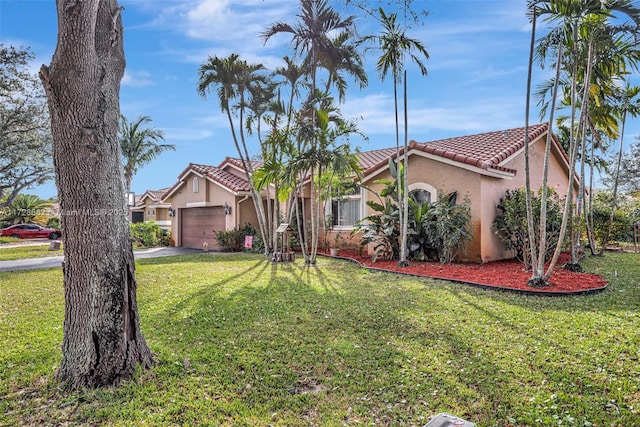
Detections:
330,250,607,295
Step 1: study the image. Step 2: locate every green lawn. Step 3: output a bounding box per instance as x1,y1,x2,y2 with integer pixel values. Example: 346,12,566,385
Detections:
0,243,63,261
0,253,638,426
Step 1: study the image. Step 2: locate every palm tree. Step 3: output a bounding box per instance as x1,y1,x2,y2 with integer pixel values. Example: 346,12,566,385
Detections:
0,193,52,224
359,7,429,267
602,83,640,251
523,1,541,280
197,53,273,254
530,0,640,285
262,0,362,263
119,115,174,191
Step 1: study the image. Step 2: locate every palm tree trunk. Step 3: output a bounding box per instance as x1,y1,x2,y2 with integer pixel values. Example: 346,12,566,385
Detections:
532,42,563,284
524,4,539,276
544,40,594,279
398,70,409,267
602,111,627,252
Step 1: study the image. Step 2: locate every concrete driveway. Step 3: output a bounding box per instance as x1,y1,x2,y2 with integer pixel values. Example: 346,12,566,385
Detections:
0,246,207,272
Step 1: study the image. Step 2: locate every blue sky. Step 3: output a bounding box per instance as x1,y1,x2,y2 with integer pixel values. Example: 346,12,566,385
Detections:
1,0,638,199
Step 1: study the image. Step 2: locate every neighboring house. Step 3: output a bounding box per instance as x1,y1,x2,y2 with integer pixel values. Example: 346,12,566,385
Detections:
129,188,172,230
155,123,576,262
162,158,268,250
324,122,577,262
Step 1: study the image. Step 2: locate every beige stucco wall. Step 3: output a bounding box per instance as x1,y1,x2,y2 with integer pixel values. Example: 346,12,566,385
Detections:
164,171,268,247
166,172,239,246
356,133,574,263
361,154,483,261
479,135,573,262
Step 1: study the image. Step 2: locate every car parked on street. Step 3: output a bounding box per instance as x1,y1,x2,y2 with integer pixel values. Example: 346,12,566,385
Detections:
0,224,62,240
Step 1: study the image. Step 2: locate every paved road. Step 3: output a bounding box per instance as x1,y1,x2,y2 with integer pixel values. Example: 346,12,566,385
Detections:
0,247,207,272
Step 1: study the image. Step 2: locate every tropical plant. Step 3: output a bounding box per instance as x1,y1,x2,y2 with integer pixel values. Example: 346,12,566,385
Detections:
353,182,401,261
197,53,272,255
527,0,640,286
358,7,429,267
119,115,174,191
262,0,366,264
0,194,52,225
428,191,473,264
602,84,640,251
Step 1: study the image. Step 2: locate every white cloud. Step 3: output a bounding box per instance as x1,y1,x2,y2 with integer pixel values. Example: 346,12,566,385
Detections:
122,70,154,87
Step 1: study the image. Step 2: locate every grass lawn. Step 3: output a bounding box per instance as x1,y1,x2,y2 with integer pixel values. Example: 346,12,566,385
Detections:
0,252,638,426
0,243,63,261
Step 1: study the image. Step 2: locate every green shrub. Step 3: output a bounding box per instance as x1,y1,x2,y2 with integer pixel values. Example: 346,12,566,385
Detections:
354,179,473,263
130,221,170,248
427,191,473,264
214,223,263,253
493,187,563,268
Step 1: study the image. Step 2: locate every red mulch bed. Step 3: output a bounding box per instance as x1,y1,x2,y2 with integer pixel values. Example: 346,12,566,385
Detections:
326,250,607,295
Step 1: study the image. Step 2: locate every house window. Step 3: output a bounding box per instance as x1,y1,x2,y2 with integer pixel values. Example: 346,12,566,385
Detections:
193,177,199,193
408,183,437,205
330,186,361,228
410,189,431,204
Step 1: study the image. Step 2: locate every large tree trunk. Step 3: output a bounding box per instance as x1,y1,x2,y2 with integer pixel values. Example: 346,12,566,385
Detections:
39,0,153,389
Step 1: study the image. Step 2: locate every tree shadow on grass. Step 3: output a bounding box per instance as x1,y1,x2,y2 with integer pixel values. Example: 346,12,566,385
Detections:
127,256,537,425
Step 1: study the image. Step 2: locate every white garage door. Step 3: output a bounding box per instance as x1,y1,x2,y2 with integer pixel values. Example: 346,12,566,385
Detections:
180,207,225,249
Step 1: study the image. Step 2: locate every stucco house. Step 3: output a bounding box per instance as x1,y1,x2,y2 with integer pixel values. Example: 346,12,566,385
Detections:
161,158,268,250
130,188,172,230
345,122,577,262
157,122,576,262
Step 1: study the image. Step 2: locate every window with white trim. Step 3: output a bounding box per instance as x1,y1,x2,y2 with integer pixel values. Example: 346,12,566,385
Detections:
408,182,437,205
193,177,199,193
330,186,361,228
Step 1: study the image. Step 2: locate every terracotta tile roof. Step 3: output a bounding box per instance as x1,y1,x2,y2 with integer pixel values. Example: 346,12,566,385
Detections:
136,187,170,206
409,123,550,175
357,147,399,172
190,163,253,193
162,160,253,199
221,156,263,172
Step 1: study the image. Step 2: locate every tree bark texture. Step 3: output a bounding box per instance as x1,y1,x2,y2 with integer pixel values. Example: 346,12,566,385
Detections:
39,0,153,388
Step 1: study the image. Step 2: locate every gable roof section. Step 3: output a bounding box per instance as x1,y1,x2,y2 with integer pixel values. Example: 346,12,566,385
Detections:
139,187,170,204
218,156,262,173
357,147,399,172
360,123,557,178
162,161,253,200
410,123,550,175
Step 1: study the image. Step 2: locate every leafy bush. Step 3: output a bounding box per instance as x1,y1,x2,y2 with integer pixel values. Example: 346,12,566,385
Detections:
427,192,473,264
214,223,263,253
354,177,473,263
130,221,170,248
493,187,563,268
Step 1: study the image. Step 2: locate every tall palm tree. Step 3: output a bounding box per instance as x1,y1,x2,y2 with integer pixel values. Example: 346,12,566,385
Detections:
262,0,362,263
602,83,640,250
359,7,429,267
119,115,174,192
530,0,640,285
523,1,541,280
197,53,272,254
